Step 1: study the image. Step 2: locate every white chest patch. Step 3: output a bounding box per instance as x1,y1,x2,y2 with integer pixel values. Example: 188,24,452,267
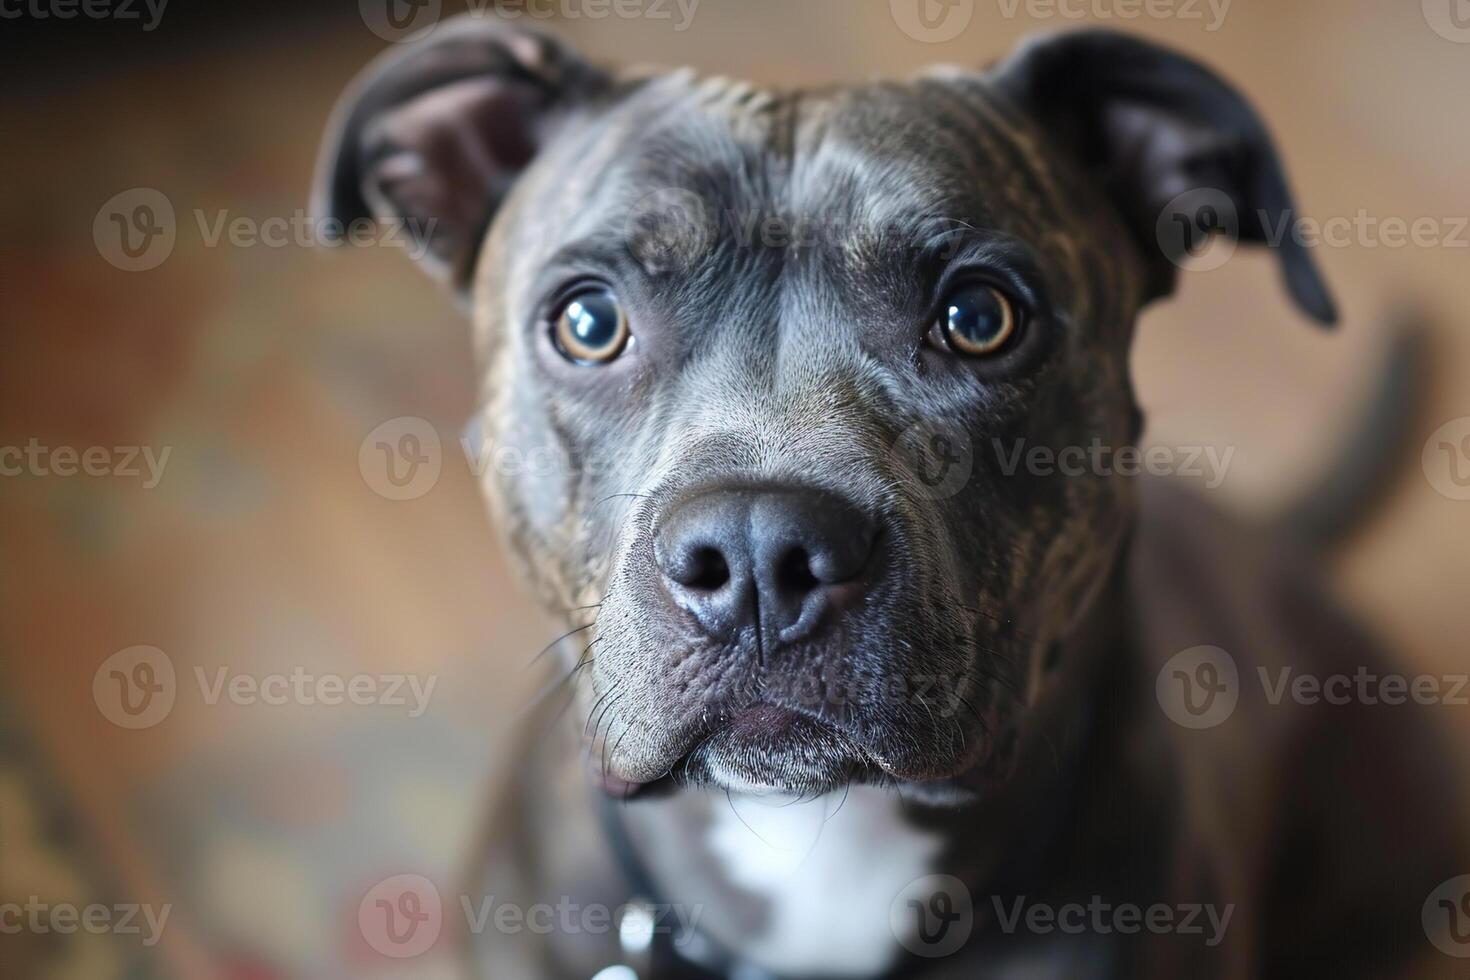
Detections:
704,787,942,978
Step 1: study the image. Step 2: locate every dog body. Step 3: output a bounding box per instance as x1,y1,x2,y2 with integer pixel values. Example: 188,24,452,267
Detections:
316,19,1464,977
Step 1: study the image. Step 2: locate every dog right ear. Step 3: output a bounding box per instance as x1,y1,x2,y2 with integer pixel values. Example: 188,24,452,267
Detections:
312,16,609,292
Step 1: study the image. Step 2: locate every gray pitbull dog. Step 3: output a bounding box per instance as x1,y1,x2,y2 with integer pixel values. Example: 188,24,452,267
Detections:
316,18,1465,979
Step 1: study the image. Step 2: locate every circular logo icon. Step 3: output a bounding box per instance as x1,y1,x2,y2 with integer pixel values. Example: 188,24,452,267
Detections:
94,188,176,272
892,422,973,500
890,0,974,43
1424,875,1470,957
1423,0,1470,42
891,874,973,958
359,417,442,501
1156,188,1239,272
359,874,443,959
1156,645,1239,729
1423,417,1470,501
93,646,177,729
624,188,715,275
359,0,441,43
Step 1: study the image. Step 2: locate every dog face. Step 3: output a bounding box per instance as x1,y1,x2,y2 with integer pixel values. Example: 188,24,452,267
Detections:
317,21,1331,798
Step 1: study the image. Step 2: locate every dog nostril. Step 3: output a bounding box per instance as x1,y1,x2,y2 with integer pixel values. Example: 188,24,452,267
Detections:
685,547,731,591
775,547,819,595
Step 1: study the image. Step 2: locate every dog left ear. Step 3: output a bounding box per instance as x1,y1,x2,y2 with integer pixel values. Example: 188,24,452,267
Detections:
312,16,609,292
993,30,1335,326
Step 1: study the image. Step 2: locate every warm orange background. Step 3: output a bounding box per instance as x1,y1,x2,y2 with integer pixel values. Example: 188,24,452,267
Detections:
3,2,1469,977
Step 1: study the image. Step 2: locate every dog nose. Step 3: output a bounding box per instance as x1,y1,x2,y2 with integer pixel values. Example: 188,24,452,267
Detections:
653,488,879,646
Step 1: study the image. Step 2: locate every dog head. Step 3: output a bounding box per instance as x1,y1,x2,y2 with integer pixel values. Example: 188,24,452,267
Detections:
317,19,1331,799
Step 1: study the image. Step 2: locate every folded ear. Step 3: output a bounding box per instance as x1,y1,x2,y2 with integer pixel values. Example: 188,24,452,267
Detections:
993,30,1335,326
312,16,609,291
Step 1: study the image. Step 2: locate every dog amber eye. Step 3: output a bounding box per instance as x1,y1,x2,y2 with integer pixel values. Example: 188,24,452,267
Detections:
552,288,630,364
930,283,1019,357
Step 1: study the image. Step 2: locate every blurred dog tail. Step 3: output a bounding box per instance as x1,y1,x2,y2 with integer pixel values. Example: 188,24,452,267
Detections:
1275,311,1431,549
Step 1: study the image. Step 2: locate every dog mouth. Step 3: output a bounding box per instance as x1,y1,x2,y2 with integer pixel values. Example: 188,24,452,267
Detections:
588,700,989,800
674,703,880,795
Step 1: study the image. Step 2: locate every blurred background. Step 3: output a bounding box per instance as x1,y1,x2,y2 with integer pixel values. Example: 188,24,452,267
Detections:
2,1,1468,977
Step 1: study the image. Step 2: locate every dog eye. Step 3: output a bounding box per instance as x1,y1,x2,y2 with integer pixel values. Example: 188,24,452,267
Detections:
929,282,1020,357
551,288,630,364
